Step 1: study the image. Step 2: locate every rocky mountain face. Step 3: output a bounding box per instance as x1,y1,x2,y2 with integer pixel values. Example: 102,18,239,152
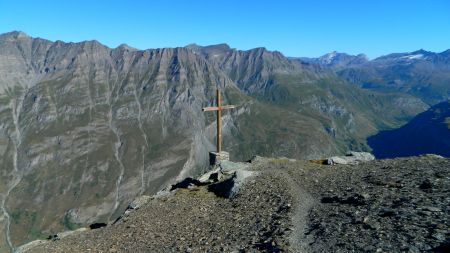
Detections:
187,43,327,93
0,32,430,251
0,31,244,251
21,155,450,253
368,100,450,158
189,43,428,151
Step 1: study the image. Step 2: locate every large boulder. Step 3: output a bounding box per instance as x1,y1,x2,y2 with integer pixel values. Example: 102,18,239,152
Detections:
327,151,375,165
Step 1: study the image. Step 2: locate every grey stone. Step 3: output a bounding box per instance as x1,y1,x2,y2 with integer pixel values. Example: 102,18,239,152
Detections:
327,151,375,165
420,154,445,159
423,206,442,212
209,151,230,165
128,195,152,210
198,167,222,183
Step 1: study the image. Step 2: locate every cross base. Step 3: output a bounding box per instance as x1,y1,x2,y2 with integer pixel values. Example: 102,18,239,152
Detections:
209,151,230,166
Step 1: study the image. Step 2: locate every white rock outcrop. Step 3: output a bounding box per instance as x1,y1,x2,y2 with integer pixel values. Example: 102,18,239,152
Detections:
327,151,375,165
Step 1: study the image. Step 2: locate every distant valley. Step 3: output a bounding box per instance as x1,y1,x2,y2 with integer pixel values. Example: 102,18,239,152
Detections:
0,31,448,251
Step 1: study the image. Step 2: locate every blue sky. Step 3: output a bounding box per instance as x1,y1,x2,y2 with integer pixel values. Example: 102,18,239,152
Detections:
1,0,449,58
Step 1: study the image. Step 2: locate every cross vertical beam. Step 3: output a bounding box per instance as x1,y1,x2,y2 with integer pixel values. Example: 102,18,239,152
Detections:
216,89,222,153
202,89,236,153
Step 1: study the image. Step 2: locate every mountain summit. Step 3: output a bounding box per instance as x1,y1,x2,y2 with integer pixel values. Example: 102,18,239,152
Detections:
299,51,369,68
19,156,450,252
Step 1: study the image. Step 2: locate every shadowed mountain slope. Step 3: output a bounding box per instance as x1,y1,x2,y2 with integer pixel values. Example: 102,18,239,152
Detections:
368,101,450,158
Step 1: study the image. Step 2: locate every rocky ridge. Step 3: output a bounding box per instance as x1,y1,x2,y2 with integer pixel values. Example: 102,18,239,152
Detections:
297,51,369,68
18,155,450,253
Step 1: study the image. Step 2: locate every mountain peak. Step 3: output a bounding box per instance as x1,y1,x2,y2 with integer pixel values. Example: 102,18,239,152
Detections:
313,51,368,67
356,53,369,59
186,43,231,50
185,43,233,58
440,49,450,56
413,49,429,54
320,51,339,63
410,49,433,56
117,43,137,51
0,31,30,40
205,43,231,49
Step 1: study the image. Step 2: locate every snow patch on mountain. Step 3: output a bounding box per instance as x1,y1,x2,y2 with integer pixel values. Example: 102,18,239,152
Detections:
401,54,425,60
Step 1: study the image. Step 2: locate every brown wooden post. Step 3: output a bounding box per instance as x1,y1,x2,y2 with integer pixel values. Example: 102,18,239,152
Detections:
216,89,222,153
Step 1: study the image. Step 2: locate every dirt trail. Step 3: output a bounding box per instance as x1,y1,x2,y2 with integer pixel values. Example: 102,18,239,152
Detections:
282,171,315,252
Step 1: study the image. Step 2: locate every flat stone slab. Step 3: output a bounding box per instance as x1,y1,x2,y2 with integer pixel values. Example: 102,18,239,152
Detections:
327,151,375,165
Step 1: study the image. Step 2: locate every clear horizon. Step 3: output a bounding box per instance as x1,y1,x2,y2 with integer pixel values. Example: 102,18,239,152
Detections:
1,0,449,59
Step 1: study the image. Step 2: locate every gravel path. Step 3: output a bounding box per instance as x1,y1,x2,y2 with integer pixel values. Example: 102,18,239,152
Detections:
297,157,450,253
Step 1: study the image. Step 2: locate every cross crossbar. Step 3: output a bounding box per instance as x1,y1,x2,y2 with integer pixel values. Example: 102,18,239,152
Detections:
202,105,236,112
202,89,236,153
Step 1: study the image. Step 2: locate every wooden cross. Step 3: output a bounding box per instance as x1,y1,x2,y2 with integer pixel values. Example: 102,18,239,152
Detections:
202,89,236,153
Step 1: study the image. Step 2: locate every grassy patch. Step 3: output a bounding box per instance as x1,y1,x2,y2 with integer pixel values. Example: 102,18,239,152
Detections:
62,212,79,231
10,211,23,224
309,159,328,165
176,186,216,199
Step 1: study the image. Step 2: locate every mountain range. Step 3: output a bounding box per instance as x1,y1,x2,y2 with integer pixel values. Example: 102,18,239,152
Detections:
0,31,447,251
301,49,450,104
